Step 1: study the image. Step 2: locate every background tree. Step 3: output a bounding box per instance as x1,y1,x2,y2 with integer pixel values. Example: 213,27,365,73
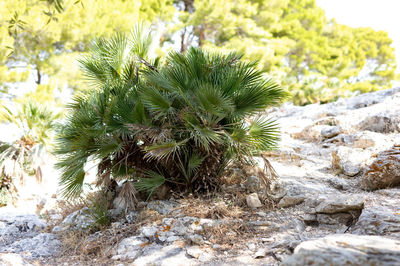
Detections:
0,0,397,107
171,0,397,104
0,0,175,99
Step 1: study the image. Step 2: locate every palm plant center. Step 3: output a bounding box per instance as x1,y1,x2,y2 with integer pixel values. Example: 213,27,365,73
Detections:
55,24,286,201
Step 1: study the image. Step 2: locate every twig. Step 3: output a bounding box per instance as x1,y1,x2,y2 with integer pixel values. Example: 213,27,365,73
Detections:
137,56,159,73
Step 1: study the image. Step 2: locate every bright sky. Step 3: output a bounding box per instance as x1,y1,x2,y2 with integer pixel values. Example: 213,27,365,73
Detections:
317,0,400,73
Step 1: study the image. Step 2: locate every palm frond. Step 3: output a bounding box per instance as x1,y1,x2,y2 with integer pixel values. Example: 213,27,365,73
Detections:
143,140,187,162
134,170,165,199
130,22,154,59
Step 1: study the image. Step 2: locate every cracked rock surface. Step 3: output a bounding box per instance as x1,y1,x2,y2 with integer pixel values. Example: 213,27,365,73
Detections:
2,88,400,265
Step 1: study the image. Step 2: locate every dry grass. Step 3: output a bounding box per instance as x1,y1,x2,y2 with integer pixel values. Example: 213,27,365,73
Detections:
52,220,141,265
53,205,166,265
200,220,257,251
42,159,280,265
137,208,163,223
56,198,86,221
179,197,245,219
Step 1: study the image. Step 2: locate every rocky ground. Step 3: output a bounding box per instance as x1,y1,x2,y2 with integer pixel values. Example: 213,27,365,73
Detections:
2,87,400,265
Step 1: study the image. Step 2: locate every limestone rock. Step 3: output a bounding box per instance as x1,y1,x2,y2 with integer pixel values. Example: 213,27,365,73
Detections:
341,161,361,177
352,132,376,149
362,147,400,190
315,195,364,214
198,252,213,262
316,213,353,225
112,236,146,260
292,125,331,141
320,126,341,139
139,226,158,238
331,146,370,177
186,246,202,259
0,253,32,266
3,233,60,258
188,234,204,245
133,244,194,266
358,114,400,133
277,194,305,208
61,207,95,230
351,204,400,236
344,88,400,109
0,213,47,246
146,200,179,215
282,234,400,266
125,211,139,223
254,248,268,259
301,214,317,224
246,193,262,208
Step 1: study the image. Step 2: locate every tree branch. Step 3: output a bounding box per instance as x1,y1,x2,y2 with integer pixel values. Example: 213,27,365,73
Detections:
137,56,159,73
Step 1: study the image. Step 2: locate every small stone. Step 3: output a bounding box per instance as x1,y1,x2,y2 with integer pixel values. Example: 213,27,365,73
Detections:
248,243,256,251
166,235,181,242
257,211,267,217
261,237,274,243
198,252,213,262
0,253,32,266
246,193,262,208
186,246,202,259
315,196,364,214
278,195,305,208
254,248,268,259
111,222,122,230
125,211,139,223
189,234,204,245
140,226,158,238
113,236,145,260
353,138,375,149
316,213,353,225
302,214,317,223
51,225,65,233
321,126,341,139
146,200,179,215
342,162,361,177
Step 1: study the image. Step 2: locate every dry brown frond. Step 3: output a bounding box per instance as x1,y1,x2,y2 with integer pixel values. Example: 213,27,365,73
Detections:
118,181,137,210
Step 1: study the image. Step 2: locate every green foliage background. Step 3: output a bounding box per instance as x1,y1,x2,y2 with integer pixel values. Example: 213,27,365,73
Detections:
0,0,398,106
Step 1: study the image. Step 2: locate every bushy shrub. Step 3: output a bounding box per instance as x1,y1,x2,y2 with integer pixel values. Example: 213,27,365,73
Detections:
288,75,385,106
55,24,286,201
0,102,60,196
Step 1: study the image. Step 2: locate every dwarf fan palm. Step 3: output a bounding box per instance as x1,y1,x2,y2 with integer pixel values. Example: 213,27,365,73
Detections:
0,101,60,200
55,24,286,200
